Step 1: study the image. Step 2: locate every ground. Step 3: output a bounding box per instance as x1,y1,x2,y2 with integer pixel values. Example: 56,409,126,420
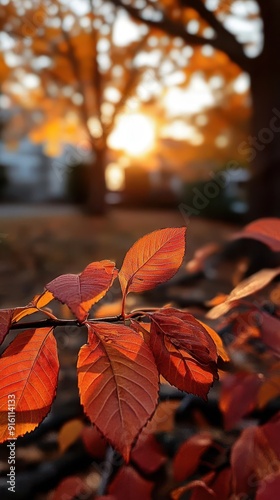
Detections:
0,204,238,307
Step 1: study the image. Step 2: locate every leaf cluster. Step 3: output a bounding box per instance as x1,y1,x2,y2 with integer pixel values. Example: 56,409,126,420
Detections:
0,227,222,464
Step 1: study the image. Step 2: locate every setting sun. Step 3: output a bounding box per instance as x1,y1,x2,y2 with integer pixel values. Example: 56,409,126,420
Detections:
108,113,155,156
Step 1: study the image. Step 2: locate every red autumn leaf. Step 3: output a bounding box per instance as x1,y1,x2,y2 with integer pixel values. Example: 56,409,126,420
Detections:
173,432,213,481
210,468,232,500
220,372,263,430
119,227,186,295
0,307,35,344
207,267,280,319
231,419,280,496
108,465,153,500
149,308,218,399
0,328,59,442
96,497,116,500
261,411,280,458
0,309,14,344
81,425,107,459
171,474,216,500
51,476,90,500
256,471,280,500
189,485,216,500
234,218,280,251
259,311,280,356
46,260,117,322
172,468,231,500
77,322,159,462
131,432,166,474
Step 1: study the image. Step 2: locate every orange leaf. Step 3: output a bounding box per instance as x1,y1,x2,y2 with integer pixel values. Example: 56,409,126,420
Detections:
150,308,218,399
205,294,228,307
11,307,40,323
233,218,280,252
207,268,280,319
46,260,117,322
12,291,54,323
197,320,230,363
30,290,54,309
94,299,122,319
0,328,59,442
119,227,186,295
58,419,84,454
220,372,263,430
173,432,212,482
108,465,153,500
77,322,159,462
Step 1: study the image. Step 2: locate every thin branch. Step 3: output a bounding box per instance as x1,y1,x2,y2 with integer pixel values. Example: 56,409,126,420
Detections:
9,315,124,331
97,446,119,496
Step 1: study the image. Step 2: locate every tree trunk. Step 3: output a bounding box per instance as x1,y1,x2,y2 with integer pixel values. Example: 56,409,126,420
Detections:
246,13,280,220
86,147,107,215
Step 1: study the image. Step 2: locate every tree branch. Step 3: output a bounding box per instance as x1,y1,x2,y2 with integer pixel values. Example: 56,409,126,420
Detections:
184,0,250,68
111,0,208,45
9,315,124,331
111,0,249,70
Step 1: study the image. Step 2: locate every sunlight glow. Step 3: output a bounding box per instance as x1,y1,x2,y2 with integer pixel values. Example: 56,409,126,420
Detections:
105,163,125,191
108,113,155,156
113,12,141,46
164,74,215,116
161,121,198,141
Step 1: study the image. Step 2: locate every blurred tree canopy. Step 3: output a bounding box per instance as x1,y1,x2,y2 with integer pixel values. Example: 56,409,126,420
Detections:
0,1,278,217
113,0,280,218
